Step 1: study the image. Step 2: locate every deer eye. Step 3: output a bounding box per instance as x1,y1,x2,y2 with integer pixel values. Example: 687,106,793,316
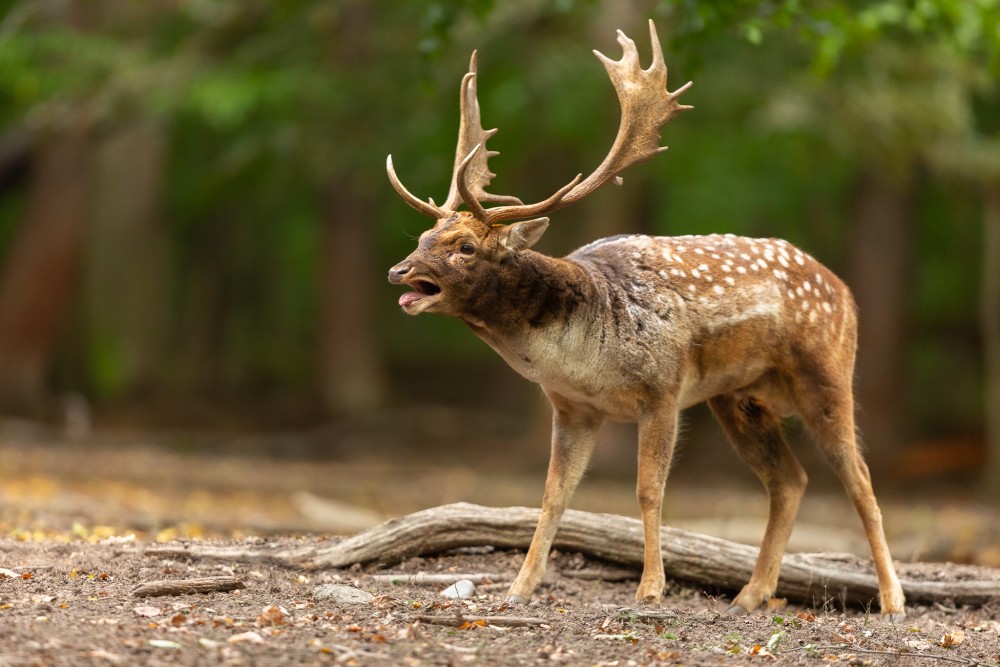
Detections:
459,243,475,255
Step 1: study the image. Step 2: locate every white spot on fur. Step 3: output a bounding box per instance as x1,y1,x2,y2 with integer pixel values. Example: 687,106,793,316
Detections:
757,259,768,269
794,254,805,265
698,263,709,272
736,266,747,274
822,302,833,313
694,248,705,255
778,256,789,268
721,264,731,272
692,269,701,278
725,276,736,286
803,281,812,293
688,284,696,292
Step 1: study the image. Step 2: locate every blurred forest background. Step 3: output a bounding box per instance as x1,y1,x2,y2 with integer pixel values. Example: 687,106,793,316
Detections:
1,0,1000,527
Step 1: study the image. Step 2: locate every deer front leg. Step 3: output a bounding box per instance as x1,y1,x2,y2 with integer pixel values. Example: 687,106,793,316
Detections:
507,405,601,604
634,401,679,605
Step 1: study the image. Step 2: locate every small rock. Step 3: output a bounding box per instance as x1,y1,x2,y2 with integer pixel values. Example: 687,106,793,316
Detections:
148,639,183,650
313,583,373,604
440,579,476,599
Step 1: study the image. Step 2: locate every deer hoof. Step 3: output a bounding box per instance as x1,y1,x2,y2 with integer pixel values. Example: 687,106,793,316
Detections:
725,604,749,616
506,594,529,605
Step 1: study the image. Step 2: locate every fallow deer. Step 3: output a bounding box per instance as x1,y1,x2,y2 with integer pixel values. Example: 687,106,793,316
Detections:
387,21,906,618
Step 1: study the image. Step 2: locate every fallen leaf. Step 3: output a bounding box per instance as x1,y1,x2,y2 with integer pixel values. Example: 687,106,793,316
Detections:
796,611,816,622
0,568,19,579
940,630,966,647
457,619,488,631
169,612,187,627
751,645,776,659
133,606,162,618
228,631,265,644
255,604,287,627
21,572,33,580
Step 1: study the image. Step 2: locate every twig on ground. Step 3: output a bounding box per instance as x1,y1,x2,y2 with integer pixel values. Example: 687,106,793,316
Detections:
367,572,503,585
413,614,548,628
130,576,245,598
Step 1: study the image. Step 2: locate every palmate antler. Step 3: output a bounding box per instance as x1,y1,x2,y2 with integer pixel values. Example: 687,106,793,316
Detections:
387,20,692,224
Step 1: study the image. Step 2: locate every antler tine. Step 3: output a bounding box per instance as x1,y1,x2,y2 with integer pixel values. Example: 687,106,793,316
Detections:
482,19,691,224
443,51,523,213
483,173,583,225
455,144,489,220
387,155,444,219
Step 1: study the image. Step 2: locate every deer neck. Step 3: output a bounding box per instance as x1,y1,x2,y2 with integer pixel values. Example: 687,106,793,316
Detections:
461,250,593,351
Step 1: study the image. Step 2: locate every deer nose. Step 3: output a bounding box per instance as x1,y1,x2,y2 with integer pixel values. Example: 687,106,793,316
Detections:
388,263,411,284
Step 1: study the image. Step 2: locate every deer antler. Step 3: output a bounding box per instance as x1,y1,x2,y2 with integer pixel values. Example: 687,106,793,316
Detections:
444,52,523,213
480,20,691,225
386,52,521,220
387,20,691,223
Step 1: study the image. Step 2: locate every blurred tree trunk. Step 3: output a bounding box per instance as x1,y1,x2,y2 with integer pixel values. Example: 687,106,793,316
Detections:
81,121,169,396
319,182,385,415
0,121,94,413
318,2,385,416
982,181,1000,498
847,169,914,472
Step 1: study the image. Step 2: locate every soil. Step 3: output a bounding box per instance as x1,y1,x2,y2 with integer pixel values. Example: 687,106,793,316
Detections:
2,537,999,666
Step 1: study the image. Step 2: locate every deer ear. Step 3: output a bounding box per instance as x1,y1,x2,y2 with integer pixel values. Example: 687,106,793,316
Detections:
499,217,549,253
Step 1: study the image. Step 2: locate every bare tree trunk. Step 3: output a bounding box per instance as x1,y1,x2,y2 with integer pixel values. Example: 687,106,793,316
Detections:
981,181,1000,499
0,122,93,413
318,183,386,415
847,170,914,472
82,121,169,396
317,2,385,416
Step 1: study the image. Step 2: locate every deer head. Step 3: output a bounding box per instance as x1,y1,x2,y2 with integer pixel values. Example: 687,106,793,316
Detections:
388,21,692,317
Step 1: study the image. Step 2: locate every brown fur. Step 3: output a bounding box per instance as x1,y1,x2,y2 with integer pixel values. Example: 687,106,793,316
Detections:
390,217,907,617
387,22,903,617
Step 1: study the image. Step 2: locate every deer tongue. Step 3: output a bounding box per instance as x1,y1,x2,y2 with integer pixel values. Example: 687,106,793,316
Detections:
399,291,425,307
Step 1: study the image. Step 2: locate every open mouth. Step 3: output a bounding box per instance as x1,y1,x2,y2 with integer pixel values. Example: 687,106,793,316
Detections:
399,279,441,309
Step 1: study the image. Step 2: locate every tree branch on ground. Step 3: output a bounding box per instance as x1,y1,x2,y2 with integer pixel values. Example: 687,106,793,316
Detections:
138,503,1000,607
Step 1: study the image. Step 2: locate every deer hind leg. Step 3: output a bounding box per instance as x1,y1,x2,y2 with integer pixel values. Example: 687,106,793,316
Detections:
507,406,601,604
634,401,679,605
708,393,808,615
797,385,906,619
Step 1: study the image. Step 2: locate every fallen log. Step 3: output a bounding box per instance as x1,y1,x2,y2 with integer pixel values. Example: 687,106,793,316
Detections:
140,502,1000,607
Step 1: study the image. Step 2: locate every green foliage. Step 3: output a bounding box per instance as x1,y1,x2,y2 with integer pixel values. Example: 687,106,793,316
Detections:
0,0,996,430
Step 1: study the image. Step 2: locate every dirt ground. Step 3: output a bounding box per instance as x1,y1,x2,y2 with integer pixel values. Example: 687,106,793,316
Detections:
2,536,999,666
1,419,1000,665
